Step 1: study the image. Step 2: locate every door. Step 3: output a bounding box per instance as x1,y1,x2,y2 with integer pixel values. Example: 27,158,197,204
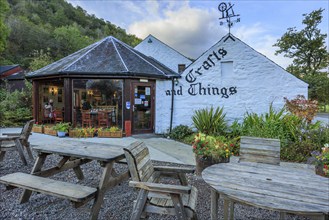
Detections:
131,82,154,134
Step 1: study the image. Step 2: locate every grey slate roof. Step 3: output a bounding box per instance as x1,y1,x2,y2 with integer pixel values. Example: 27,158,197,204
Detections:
26,36,179,79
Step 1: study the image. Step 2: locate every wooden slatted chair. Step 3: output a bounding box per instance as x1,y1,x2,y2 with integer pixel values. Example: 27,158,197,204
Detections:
225,136,281,219
54,109,64,124
97,111,108,127
123,141,198,220
81,111,92,127
0,119,35,164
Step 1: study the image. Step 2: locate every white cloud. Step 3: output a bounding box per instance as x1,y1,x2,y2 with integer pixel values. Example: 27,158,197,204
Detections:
128,2,226,59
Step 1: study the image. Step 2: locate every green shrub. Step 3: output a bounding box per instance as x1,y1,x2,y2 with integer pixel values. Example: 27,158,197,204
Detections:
169,125,193,140
0,80,32,127
192,106,227,135
181,133,196,145
281,124,329,162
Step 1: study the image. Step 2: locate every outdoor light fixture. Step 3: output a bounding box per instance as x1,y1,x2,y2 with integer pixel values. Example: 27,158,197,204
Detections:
174,78,179,86
51,87,54,95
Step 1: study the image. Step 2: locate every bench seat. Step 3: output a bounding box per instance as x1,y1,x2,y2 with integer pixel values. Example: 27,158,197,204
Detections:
0,172,97,202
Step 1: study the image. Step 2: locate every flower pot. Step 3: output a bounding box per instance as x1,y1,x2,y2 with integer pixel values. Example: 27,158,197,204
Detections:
195,155,229,176
57,131,66,138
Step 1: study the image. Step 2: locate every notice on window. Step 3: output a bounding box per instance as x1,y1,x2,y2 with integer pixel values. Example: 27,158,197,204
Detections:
144,101,149,107
145,87,150,95
126,101,130,109
135,98,142,105
140,94,145,99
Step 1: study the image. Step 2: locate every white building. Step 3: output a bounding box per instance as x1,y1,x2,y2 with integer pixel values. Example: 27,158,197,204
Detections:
138,34,308,134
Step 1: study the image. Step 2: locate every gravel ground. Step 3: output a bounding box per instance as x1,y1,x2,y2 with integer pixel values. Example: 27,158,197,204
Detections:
0,150,310,220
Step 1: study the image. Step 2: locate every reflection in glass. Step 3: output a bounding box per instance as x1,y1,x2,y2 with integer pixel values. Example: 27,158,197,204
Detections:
73,79,123,128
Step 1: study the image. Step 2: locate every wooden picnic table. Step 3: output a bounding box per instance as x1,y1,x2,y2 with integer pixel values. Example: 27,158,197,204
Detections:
202,162,329,220
0,141,130,220
0,136,27,165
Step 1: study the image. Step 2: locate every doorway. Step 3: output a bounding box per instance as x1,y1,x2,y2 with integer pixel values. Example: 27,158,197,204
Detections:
131,82,155,134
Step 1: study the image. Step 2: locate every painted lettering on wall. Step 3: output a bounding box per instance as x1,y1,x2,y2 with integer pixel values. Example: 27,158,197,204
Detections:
165,84,237,98
165,46,237,98
185,48,227,83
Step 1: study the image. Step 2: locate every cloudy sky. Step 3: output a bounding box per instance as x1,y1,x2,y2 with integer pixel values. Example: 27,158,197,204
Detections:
67,0,328,68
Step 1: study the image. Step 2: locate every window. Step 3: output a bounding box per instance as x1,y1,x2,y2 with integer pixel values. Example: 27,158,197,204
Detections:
178,64,186,73
221,61,233,77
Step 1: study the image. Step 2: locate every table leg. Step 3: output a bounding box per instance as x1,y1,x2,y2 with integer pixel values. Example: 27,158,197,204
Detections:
14,139,27,165
211,189,219,220
20,153,47,203
90,161,114,220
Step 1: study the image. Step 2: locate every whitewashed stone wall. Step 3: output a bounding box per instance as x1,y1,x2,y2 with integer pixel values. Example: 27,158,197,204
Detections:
155,80,172,134
155,35,308,133
135,35,192,72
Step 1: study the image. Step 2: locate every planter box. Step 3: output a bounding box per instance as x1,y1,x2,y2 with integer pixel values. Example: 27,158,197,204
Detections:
44,127,57,136
98,130,122,138
69,130,81,138
32,126,44,133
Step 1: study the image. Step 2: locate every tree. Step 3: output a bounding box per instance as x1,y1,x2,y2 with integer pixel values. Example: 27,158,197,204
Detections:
29,49,54,71
274,8,328,76
0,0,10,53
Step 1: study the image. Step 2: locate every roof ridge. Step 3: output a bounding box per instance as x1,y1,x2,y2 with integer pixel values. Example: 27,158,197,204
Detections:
111,37,129,72
112,37,168,76
140,34,192,61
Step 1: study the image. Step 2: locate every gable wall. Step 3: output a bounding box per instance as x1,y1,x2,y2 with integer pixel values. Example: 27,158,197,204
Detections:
154,36,308,133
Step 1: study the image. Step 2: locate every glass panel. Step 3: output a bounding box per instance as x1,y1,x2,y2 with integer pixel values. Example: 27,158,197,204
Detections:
73,79,123,128
38,80,64,124
133,85,151,130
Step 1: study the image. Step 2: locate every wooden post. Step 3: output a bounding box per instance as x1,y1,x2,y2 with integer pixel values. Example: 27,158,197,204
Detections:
32,81,39,122
211,189,219,220
63,78,72,123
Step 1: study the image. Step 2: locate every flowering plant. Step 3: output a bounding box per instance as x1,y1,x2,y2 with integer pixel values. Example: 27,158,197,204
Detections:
192,133,237,160
33,122,43,127
311,144,329,177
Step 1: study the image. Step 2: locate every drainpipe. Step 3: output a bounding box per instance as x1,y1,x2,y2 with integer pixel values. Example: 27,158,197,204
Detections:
169,78,175,133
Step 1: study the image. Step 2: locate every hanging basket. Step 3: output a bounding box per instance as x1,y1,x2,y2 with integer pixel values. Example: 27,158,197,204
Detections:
195,155,229,176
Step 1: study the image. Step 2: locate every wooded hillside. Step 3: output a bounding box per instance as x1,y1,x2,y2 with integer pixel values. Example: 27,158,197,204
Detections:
1,0,141,69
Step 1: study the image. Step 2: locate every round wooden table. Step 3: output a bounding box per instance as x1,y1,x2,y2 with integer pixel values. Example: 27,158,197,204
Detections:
202,162,329,220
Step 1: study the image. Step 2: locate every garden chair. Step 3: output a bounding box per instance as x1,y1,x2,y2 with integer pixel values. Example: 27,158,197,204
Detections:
81,110,92,127
54,109,64,124
97,111,108,127
0,119,35,165
224,136,281,219
123,141,198,220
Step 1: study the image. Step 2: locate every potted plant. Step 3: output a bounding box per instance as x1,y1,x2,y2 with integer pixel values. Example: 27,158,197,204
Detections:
32,122,44,133
53,122,71,137
312,144,329,178
192,133,237,175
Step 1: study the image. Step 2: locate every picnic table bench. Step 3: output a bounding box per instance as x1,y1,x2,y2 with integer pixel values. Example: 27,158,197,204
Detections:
0,140,130,220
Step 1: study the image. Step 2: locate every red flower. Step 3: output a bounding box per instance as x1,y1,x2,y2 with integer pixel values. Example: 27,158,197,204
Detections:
35,122,38,124
230,143,234,147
